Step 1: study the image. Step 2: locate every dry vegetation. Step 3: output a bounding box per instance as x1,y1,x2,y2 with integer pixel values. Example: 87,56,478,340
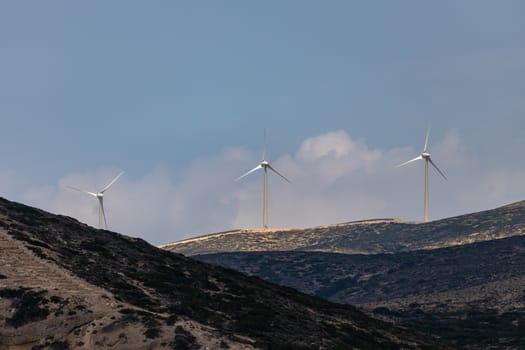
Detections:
0,197,450,349
164,201,525,256
195,201,525,349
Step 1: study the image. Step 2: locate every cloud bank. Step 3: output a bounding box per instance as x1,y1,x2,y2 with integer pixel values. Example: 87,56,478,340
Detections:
14,129,525,245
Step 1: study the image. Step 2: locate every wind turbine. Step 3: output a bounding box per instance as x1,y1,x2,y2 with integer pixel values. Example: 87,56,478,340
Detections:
236,130,290,229
397,127,447,222
66,171,124,230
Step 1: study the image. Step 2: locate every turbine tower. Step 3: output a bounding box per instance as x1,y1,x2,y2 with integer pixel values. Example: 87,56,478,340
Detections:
236,130,290,229
66,171,124,229
397,127,446,222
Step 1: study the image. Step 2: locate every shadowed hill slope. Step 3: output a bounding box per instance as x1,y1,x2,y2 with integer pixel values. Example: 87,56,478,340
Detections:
197,236,525,305
163,201,525,256
0,197,449,349
197,235,525,349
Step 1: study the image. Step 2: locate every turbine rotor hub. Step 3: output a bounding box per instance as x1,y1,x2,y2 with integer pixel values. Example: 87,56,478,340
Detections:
421,152,430,159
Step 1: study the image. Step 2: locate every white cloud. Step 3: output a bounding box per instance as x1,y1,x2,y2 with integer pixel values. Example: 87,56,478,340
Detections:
6,129,525,245
20,149,249,245
293,130,382,186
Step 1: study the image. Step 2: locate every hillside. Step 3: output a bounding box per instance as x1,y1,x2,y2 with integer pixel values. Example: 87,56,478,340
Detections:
162,201,525,256
197,235,525,349
198,236,525,305
0,197,449,350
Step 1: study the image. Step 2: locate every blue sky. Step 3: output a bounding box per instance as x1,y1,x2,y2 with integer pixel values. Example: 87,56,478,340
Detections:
1,1,524,244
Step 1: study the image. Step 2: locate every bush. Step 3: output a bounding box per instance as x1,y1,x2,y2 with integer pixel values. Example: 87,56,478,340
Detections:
0,288,26,298
6,290,50,328
171,326,198,350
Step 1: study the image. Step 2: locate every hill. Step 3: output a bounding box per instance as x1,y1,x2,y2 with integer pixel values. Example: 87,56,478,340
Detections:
197,235,525,349
162,201,525,256
0,197,448,349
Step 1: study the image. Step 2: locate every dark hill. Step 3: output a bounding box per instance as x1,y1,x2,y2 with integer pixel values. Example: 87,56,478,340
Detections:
163,201,525,256
198,235,525,304
197,235,525,349
0,197,448,349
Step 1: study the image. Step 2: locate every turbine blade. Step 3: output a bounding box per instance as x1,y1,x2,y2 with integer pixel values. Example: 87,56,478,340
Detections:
100,198,108,229
396,155,423,168
423,126,430,152
262,128,267,160
235,164,262,181
428,157,447,180
66,186,97,197
100,171,124,193
268,164,291,183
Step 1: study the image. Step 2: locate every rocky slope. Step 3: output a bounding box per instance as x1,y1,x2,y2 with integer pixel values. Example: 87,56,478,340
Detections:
197,235,525,349
162,201,525,256
0,197,449,350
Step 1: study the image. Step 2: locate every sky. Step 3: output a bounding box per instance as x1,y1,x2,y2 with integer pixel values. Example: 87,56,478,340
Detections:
1,1,524,245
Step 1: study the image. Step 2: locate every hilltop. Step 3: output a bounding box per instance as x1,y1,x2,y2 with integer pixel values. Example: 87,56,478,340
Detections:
0,197,448,349
162,201,525,256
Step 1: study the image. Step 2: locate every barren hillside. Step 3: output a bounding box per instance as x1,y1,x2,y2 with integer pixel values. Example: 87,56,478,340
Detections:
162,201,525,256
0,197,449,349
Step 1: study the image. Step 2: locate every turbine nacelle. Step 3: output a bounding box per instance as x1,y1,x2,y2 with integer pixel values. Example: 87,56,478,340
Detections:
421,152,430,159
261,160,269,167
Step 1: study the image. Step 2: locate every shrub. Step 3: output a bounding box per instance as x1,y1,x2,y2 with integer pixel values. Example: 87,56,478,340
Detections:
171,326,198,350
7,290,50,328
0,288,26,298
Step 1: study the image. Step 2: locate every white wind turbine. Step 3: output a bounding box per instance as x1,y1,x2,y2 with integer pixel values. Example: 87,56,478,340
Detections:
236,130,291,229
397,127,447,222
66,171,124,230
